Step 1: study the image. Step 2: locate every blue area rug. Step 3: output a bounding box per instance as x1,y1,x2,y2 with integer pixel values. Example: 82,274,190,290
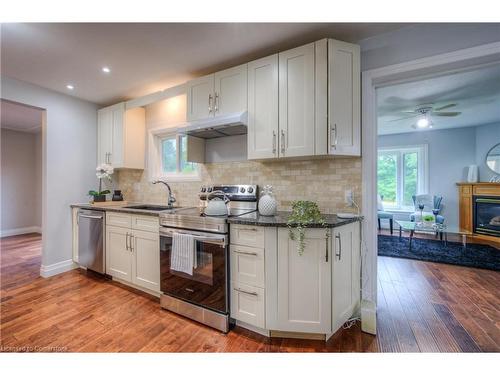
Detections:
377,235,500,272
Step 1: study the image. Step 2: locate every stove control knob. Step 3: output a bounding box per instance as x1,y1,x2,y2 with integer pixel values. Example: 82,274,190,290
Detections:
247,187,254,194
240,187,246,193
201,186,206,193
207,187,213,192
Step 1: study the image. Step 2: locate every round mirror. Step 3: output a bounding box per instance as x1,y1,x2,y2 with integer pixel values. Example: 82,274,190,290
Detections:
486,143,500,175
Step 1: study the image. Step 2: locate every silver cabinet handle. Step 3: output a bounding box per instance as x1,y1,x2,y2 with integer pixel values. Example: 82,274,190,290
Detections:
208,94,213,113
126,233,130,252
272,130,276,154
129,234,134,252
281,129,285,154
234,287,258,297
233,250,258,256
335,233,342,260
214,92,219,113
332,123,338,149
108,152,112,164
325,236,329,262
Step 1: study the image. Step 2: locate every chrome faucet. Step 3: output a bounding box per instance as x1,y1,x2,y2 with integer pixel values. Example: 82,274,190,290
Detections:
152,180,176,208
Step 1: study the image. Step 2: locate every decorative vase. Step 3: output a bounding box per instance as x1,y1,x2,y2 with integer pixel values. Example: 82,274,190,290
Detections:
258,185,277,216
93,195,106,203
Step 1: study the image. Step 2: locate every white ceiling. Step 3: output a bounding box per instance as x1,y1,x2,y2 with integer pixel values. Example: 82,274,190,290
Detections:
1,99,43,132
377,63,500,135
0,23,407,105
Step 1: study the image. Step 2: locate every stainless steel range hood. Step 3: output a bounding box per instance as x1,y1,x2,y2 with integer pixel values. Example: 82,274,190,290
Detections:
180,111,247,139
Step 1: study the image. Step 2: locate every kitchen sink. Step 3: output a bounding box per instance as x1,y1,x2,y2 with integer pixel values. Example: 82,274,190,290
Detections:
123,205,173,211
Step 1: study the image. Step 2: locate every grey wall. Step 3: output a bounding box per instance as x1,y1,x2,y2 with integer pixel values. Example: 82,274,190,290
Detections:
1,129,42,233
378,123,500,228
475,122,500,181
360,23,500,71
1,76,98,270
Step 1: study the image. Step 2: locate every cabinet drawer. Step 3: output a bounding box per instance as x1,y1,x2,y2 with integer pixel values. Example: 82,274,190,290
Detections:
230,244,265,288
230,224,265,248
132,215,159,233
106,212,132,228
230,281,265,328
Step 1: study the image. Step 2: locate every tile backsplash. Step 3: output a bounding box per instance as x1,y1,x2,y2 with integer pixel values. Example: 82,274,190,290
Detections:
115,157,362,214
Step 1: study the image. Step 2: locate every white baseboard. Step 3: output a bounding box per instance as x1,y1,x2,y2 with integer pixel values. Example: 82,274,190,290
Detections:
40,259,78,278
235,320,270,337
361,299,377,335
0,226,41,238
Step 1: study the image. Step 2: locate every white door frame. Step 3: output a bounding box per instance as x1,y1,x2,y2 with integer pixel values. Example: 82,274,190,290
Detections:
361,41,500,334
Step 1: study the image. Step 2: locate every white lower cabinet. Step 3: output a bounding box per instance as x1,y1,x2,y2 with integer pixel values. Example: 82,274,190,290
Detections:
268,228,332,334
230,281,266,328
106,225,132,282
132,229,160,292
332,222,361,332
105,213,160,293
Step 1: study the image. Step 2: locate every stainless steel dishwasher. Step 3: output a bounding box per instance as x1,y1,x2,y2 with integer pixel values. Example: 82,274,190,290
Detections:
78,209,105,274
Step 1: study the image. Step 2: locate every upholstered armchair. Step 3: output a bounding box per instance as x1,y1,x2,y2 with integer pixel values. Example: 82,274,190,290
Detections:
377,194,394,234
409,194,445,224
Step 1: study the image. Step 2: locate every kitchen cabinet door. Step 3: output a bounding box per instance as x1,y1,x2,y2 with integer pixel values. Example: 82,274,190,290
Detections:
272,228,331,333
131,229,160,292
186,74,215,122
214,64,247,117
328,39,361,156
97,108,113,165
110,102,125,166
332,222,360,333
106,225,132,282
247,54,279,160
278,43,315,158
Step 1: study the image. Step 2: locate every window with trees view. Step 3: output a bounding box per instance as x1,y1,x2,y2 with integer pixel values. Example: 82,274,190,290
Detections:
160,134,198,178
377,145,428,211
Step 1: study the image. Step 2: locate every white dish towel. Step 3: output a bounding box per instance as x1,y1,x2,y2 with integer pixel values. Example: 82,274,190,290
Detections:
171,233,197,276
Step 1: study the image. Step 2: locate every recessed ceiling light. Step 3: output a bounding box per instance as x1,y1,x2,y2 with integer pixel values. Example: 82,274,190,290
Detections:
416,118,429,128
66,84,74,90
102,67,111,73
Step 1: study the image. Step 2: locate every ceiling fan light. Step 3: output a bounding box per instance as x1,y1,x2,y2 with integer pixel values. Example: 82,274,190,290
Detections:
416,118,430,128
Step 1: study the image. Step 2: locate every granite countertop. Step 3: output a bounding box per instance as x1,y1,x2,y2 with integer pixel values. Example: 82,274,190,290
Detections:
70,202,170,217
227,211,362,228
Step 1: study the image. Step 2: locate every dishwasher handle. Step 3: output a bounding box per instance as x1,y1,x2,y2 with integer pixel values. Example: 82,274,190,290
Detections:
78,214,103,220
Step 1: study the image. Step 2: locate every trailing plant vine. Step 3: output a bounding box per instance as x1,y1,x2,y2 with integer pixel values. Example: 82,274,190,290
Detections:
287,201,329,255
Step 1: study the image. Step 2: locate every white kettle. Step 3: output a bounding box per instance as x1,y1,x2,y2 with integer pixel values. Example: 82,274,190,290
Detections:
204,190,230,216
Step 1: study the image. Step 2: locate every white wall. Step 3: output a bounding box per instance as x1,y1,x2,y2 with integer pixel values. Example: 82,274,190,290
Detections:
1,76,98,275
1,129,42,235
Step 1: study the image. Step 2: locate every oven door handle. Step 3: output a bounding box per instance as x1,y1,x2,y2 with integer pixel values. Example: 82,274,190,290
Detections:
160,227,227,246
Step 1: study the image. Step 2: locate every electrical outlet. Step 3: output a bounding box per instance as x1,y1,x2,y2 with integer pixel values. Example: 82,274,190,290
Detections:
345,189,353,206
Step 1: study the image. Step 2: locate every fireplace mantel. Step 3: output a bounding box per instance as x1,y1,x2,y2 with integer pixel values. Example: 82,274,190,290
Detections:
457,182,500,246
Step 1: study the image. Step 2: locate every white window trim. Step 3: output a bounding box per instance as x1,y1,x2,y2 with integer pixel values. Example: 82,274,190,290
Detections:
378,144,429,211
148,127,201,182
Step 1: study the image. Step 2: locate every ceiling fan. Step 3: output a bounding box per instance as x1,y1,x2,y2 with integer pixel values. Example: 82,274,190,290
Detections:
388,103,462,128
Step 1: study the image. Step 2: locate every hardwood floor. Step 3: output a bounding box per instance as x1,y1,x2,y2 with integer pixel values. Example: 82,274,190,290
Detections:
1,233,499,352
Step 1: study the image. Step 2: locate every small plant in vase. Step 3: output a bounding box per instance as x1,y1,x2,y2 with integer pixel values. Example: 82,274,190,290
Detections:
88,164,114,203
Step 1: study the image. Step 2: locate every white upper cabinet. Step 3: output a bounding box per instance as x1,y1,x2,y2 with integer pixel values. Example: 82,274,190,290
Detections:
214,64,248,117
278,43,315,158
247,55,279,160
186,74,215,121
246,38,360,160
97,103,145,169
186,64,248,122
328,39,361,156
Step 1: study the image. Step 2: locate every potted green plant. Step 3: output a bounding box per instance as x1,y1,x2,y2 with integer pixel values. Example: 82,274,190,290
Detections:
287,201,329,255
88,163,114,203
423,214,435,227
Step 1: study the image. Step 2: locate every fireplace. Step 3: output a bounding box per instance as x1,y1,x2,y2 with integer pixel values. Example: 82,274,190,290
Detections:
474,196,500,237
